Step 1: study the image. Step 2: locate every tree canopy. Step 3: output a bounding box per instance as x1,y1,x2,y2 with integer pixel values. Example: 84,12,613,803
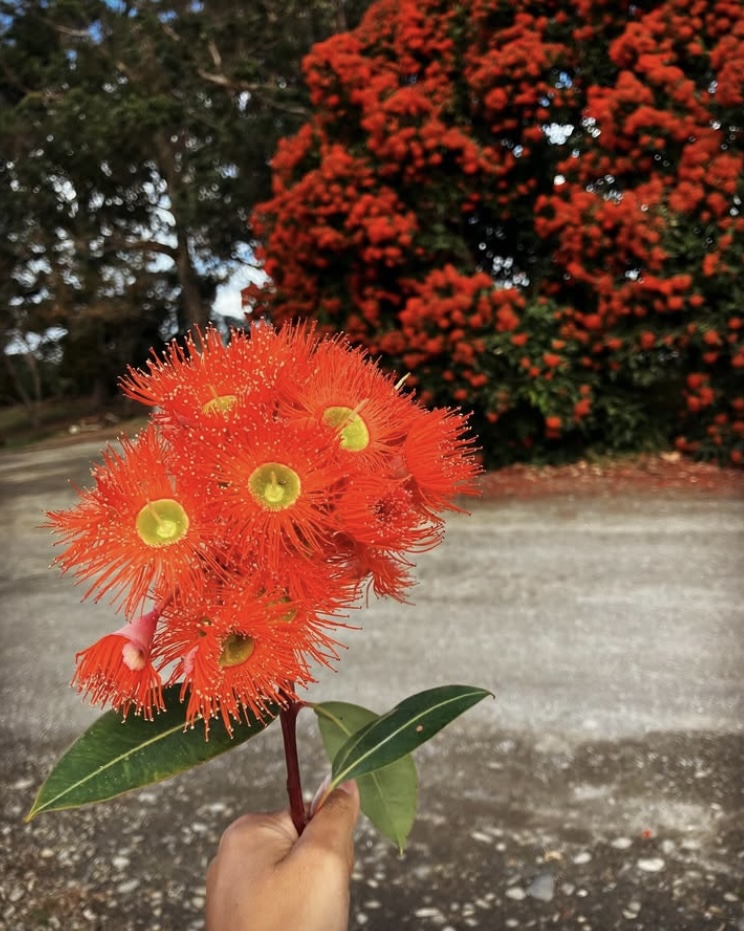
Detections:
248,0,744,467
1,0,370,405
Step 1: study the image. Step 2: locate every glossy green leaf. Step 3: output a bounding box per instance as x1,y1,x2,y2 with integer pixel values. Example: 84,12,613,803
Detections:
27,686,277,820
330,685,492,787
314,701,418,852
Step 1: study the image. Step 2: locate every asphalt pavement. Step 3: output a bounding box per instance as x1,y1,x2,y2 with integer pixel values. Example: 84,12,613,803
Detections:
1,440,743,930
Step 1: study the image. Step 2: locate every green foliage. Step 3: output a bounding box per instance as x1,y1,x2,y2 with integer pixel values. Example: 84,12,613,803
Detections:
326,686,492,785
29,685,489,851
248,0,744,468
0,0,373,404
26,686,278,820
314,701,417,850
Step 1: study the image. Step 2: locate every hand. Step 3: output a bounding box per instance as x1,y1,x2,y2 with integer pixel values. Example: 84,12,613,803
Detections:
206,780,360,931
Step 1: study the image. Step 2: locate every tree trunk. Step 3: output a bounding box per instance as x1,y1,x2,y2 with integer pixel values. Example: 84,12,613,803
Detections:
176,228,209,330
23,345,43,407
332,0,348,32
155,133,209,331
90,373,108,409
3,350,41,428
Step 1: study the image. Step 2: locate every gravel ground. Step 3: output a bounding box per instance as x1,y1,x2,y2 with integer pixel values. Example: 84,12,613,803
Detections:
1,441,743,930
3,726,743,931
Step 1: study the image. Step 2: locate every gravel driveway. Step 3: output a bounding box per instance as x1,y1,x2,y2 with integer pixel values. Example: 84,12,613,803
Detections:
1,441,743,930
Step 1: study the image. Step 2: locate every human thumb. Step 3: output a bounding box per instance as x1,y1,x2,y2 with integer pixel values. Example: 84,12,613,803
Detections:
299,780,360,869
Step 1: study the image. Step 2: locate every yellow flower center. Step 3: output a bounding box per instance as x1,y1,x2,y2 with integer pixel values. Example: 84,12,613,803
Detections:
271,596,297,624
135,499,190,547
248,463,301,510
323,406,370,451
202,394,237,415
219,633,255,668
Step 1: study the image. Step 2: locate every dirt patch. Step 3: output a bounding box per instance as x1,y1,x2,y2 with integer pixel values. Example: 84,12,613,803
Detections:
12,412,744,499
477,453,744,500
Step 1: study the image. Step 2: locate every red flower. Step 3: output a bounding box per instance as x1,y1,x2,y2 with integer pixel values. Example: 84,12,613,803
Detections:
331,536,417,602
159,595,309,734
402,407,481,514
72,608,164,719
336,473,441,551
574,398,592,419
120,324,318,433
281,337,418,465
195,411,345,568
52,323,481,726
47,426,214,615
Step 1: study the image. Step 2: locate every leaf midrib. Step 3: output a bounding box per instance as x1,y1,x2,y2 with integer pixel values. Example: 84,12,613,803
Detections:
331,688,486,786
314,704,403,846
29,716,190,817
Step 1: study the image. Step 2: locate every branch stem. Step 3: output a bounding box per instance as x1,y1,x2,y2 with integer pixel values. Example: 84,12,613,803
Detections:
280,695,307,835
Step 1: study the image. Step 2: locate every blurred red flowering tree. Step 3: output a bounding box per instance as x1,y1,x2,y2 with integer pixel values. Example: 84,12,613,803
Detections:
246,0,744,467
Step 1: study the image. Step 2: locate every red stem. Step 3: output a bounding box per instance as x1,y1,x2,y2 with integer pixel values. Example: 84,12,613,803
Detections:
280,696,307,835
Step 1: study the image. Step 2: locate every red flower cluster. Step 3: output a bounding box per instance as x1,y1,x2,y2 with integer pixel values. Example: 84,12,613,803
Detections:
397,264,524,403
246,0,744,467
48,324,479,730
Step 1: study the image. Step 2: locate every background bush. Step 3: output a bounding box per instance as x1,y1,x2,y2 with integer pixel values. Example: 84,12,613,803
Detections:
247,0,744,467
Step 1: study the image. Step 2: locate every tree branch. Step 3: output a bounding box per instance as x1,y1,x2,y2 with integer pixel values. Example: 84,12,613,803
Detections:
53,24,92,39
195,69,308,115
196,69,261,92
207,39,222,69
101,237,178,260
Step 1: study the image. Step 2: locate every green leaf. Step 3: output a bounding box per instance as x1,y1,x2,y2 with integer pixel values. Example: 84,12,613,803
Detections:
27,686,277,820
329,685,492,787
314,701,418,852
